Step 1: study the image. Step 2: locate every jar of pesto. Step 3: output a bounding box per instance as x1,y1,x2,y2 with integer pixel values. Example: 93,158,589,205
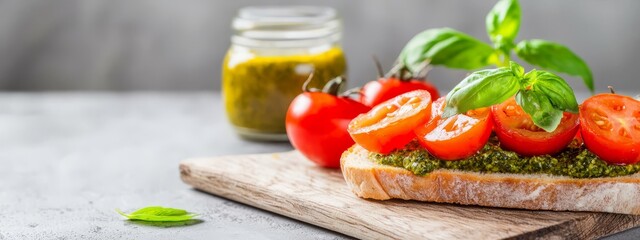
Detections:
223,6,346,141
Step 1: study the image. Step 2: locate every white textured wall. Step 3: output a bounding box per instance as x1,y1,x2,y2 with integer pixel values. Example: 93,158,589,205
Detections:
0,0,639,92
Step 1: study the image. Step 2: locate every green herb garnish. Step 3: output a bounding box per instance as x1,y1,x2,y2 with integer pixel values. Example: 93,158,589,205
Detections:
399,28,497,71
443,61,578,132
116,206,198,222
398,0,594,92
515,39,594,92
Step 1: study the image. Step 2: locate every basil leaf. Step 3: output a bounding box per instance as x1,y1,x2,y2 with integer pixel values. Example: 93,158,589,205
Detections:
515,39,594,92
486,0,521,51
522,70,579,113
515,90,563,132
443,67,519,117
399,28,498,72
510,61,524,78
117,206,198,222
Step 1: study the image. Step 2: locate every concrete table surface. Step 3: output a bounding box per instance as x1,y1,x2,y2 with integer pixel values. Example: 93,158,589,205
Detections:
0,92,637,240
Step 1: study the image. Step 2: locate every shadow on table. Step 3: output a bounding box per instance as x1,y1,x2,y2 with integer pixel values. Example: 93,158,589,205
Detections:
126,219,204,228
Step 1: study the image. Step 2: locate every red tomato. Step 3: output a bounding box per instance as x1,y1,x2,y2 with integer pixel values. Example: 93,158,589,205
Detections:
348,90,432,154
572,131,584,147
427,96,447,120
286,92,370,168
579,94,640,165
360,78,440,107
565,131,584,149
415,97,493,160
491,97,579,156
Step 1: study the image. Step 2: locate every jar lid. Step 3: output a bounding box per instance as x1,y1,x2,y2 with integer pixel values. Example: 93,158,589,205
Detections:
232,6,341,47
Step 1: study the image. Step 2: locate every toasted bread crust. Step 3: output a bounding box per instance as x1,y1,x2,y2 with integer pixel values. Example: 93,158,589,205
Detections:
341,145,640,215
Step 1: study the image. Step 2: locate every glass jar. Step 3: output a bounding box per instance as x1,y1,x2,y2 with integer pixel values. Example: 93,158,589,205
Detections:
222,6,347,141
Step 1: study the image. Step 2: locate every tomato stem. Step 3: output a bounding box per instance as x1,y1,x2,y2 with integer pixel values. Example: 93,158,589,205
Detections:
321,76,346,96
385,62,431,83
414,64,433,80
385,63,404,79
608,86,616,94
341,87,362,98
303,72,349,96
372,55,385,78
302,72,316,92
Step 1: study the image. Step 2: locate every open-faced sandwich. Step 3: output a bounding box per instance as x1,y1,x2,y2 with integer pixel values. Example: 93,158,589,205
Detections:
342,62,640,215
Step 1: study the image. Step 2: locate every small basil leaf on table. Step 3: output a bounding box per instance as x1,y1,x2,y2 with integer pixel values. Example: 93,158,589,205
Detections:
515,39,594,92
486,0,521,52
522,70,579,113
515,90,564,132
399,28,498,73
117,206,197,222
443,67,519,118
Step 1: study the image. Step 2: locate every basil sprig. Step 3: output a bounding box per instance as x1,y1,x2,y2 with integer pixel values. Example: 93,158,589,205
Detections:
443,61,578,132
398,0,594,92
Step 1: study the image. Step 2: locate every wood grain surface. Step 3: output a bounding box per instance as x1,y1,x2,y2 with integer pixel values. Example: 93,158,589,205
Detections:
179,151,640,240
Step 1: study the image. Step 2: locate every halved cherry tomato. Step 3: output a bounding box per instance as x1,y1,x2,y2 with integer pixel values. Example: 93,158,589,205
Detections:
348,90,432,154
360,78,440,107
491,97,579,156
579,93,640,165
415,97,493,160
427,96,447,120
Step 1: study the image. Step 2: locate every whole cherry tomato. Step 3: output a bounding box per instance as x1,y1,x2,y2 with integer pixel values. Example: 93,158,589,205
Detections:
415,97,493,160
579,93,640,165
348,90,432,154
491,97,580,156
360,60,439,107
360,77,440,107
286,78,370,168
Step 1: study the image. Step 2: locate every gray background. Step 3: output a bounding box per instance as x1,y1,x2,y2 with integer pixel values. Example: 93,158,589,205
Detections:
0,0,639,93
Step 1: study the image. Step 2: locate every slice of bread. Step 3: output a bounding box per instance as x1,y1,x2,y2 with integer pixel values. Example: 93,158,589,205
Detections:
341,144,640,215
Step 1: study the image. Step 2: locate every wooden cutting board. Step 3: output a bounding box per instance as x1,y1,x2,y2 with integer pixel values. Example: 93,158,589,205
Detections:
179,151,640,239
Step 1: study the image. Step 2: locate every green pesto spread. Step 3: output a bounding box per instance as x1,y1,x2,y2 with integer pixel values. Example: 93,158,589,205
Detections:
372,140,640,178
